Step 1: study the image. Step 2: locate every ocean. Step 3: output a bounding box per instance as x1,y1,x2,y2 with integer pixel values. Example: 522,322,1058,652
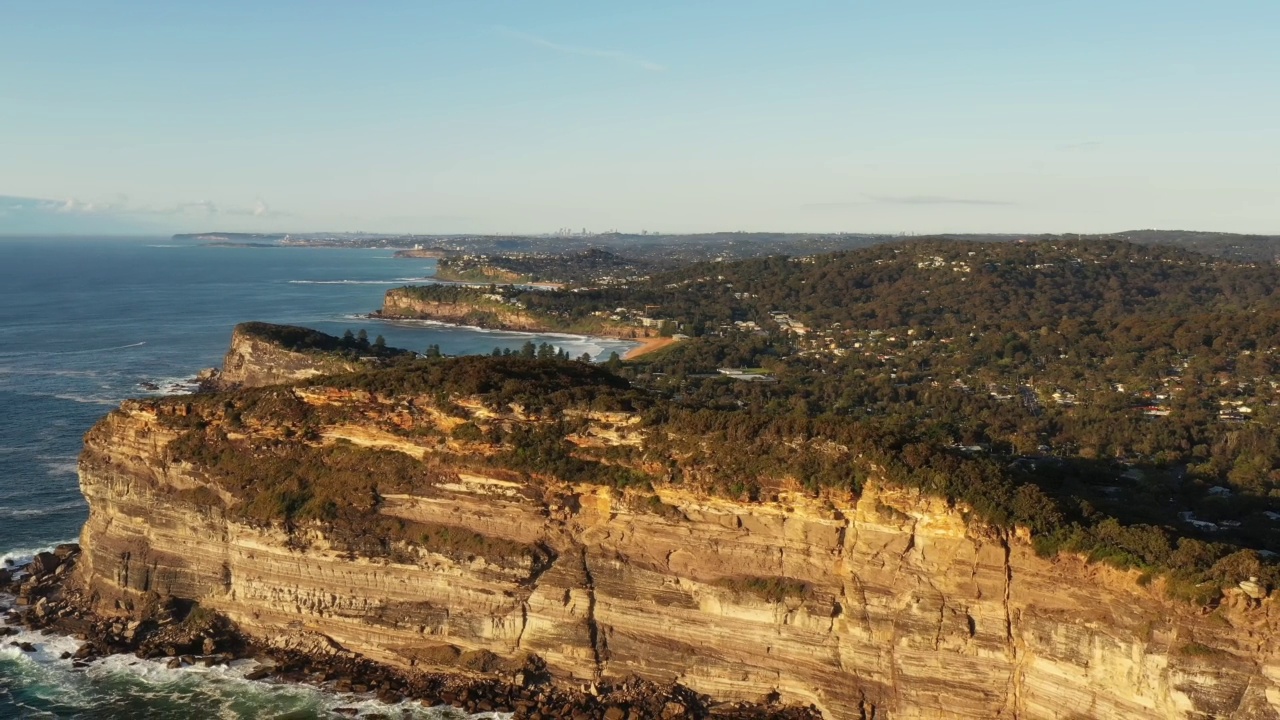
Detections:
0,236,635,718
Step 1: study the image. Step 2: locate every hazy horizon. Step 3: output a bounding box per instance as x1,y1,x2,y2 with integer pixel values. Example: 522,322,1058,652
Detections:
3,1,1278,235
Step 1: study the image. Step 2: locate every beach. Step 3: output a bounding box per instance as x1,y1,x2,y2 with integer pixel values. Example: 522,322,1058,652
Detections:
622,335,679,359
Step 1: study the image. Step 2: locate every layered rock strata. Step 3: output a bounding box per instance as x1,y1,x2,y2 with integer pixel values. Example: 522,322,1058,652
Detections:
71,381,1280,720
376,289,552,331
205,322,407,389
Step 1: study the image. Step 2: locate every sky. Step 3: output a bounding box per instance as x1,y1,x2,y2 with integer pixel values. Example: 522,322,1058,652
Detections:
2,0,1278,235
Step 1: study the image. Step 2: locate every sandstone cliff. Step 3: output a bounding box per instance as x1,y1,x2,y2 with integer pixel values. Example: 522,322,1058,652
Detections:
377,288,553,332
73,361,1280,719
213,322,407,389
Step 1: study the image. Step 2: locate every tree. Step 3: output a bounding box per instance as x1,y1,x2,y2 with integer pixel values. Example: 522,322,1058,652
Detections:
537,342,556,360
374,334,386,349
606,351,622,371
579,352,594,363
659,320,677,337
357,329,369,347
492,347,503,357
342,329,356,344
520,341,537,359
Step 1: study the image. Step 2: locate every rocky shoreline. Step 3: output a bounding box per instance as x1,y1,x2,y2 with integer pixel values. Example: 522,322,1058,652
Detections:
3,549,820,720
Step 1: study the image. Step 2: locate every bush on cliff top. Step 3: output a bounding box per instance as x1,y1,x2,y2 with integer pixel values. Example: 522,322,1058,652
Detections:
235,321,413,362
154,353,1278,600
323,355,651,415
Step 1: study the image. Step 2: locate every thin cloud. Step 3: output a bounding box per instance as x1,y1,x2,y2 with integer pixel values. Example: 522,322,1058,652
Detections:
807,194,1016,209
495,26,665,72
1058,141,1102,152
2,194,286,219
871,194,1016,207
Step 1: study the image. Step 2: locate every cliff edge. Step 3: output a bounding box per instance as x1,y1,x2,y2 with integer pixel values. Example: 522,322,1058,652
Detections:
206,321,411,389
72,352,1280,719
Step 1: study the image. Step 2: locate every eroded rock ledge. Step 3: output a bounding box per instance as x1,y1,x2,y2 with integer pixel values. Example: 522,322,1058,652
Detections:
202,321,412,390
7,548,800,720
70,340,1280,720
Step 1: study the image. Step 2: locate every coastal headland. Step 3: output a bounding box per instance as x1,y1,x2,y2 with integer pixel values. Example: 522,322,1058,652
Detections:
16,322,1278,720
373,285,678,359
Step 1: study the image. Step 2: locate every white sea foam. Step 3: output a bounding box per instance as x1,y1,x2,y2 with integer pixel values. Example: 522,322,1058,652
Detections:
0,539,76,569
136,375,200,397
0,367,100,378
42,460,80,478
0,538,507,717
50,393,121,406
0,617,506,718
366,317,538,336
363,317,638,355
45,342,146,356
0,501,85,519
0,342,146,361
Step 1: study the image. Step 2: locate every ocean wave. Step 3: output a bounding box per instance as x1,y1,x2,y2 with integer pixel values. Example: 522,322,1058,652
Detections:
136,375,200,397
47,342,146,356
0,500,85,519
364,317,640,350
0,342,146,359
0,618,506,719
50,393,121,406
287,279,419,285
0,367,100,378
0,539,77,569
365,317,537,336
43,460,80,477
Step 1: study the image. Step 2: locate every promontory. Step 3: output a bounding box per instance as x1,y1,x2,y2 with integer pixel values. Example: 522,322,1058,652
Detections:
52,321,1280,719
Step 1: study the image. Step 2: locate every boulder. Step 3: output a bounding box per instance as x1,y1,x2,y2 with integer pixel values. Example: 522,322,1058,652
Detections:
661,702,687,719
28,552,60,577
1240,577,1268,600
53,543,80,559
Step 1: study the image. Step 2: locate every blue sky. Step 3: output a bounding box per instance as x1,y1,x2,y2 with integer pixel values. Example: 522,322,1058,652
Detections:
2,0,1278,234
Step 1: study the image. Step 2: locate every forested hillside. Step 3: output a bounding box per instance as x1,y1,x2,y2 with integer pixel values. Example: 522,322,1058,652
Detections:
378,239,1280,596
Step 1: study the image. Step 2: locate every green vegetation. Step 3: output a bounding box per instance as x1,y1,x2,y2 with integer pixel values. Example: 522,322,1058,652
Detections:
488,423,654,490
1177,641,1226,658
157,237,1280,600
435,248,652,286
381,285,645,337
323,355,648,414
237,321,413,362
411,521,547,565
714,576,812,603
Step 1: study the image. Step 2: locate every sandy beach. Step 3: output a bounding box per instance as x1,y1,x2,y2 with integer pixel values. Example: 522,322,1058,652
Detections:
622,336,679,360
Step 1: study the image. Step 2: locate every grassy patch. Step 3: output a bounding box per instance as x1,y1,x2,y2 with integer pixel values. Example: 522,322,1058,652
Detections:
714,575,812,603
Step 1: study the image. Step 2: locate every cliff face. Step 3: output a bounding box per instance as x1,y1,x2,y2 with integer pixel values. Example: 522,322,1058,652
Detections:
378,289,552,332
74,384,1280,719
216,323,368,388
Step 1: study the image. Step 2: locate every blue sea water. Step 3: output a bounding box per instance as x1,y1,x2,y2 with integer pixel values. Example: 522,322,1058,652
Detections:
0,236,635,718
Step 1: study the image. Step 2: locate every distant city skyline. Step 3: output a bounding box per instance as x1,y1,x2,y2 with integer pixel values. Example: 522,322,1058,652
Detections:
2,1,1278,235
